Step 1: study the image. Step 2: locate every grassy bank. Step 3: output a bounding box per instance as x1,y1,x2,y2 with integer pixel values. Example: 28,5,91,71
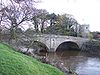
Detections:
0,43,64,75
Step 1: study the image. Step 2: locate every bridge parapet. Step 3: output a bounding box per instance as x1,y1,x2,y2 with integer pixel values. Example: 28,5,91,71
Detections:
31,34,89,52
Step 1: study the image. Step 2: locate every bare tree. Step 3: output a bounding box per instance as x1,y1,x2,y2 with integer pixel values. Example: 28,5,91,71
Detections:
0,0,38,41
38,9,49,33
31,9,49,33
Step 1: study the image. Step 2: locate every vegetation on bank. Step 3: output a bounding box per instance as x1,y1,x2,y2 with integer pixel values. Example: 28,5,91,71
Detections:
81,40,100,55
0,43,64,75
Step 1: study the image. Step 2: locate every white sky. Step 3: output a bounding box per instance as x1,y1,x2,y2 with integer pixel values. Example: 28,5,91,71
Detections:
37,0,100,32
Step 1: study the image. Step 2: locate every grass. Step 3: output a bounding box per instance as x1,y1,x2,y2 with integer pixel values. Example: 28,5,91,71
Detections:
0,43,64,75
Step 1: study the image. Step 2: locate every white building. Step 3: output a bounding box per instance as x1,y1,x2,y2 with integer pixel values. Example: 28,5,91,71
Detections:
79,24,90,38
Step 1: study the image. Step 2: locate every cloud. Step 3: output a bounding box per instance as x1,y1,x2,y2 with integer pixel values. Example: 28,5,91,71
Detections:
37,0,100,32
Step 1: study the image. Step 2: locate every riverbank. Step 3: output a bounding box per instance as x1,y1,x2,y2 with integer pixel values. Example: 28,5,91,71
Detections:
81,40,100,55
0,43,64,75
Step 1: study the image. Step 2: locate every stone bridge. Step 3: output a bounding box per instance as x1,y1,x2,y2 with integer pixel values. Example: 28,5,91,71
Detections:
31,34,89,52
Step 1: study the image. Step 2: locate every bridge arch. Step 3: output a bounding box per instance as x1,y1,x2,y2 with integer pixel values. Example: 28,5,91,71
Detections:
33,41,49,52
56,41,80,52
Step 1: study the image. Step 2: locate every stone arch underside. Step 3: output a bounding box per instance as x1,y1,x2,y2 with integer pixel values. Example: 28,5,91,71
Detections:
56,41,80,51
33,41,49,52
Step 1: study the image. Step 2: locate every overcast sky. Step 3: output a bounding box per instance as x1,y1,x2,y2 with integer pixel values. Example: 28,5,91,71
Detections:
37,0,100,32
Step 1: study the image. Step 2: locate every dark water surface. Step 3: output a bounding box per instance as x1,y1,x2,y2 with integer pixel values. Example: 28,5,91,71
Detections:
39,50,100,75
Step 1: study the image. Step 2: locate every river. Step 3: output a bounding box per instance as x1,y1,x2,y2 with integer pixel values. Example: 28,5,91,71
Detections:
38,50,100,75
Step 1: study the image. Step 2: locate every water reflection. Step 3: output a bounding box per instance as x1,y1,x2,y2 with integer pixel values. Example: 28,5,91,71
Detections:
76,58,100,75
39,50,100,75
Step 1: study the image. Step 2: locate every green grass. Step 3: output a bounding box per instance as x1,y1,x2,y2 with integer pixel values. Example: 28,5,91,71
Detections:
0,43,64,75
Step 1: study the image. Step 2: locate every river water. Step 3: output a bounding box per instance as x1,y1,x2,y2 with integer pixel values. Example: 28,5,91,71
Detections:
39,50,100,75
